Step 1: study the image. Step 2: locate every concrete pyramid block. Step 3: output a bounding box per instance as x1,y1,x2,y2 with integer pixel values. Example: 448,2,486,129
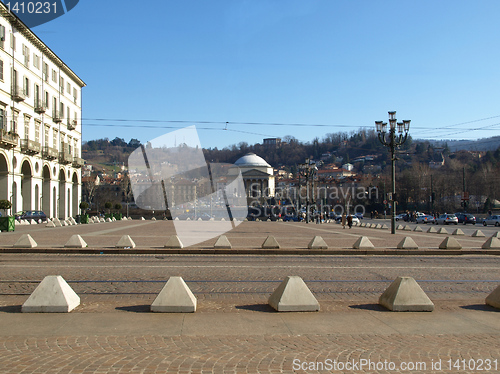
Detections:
70,217,77,225
66,219,73,226
397,237,419,249
376,224,383,229
99,218,105,223
437,227,449,234
486,285,500,309
396,225,404,230
14,234,38,248
482,236,500,249
262,236,280,249
471,230,485,237
45,221,56,228
61,220,69,227
22,275,80,313
112,217,116,222
382,224,389,229
116,235,136,248
379,276,434,312
413,226,423,232
106,218,112,223
452,228,465,236
214,235,232,249
165,235,184,249
151,276,196,313
141,217,145,220
427,226,438,233
53,218,62,227
151,217,156,221
439,237,462,249
65,235,88,248
352,236,374,249
403,225,412,231
268,276,320,312
491,232,500,238
308,236,328,249
174,217,179,220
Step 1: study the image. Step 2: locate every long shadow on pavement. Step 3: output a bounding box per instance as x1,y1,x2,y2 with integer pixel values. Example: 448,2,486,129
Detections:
115,305,151,313
460,304,500,312
349,303,390,312
235,304,276,313
0,305,22,313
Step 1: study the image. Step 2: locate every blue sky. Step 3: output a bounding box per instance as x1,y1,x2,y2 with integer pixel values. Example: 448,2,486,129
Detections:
30,0,500,149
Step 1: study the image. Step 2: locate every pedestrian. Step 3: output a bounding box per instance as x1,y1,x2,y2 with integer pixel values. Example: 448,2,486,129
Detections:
347,214,353,229
341,213,346,229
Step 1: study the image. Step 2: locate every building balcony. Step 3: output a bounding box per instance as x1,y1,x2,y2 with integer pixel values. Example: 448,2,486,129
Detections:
11,86,26,102
0,129,19,148
52,110,62,123
67,120,77,131
59,150,73,164
72,157,84,168
20,139,41,155
42,145,58,160
34,100,48,114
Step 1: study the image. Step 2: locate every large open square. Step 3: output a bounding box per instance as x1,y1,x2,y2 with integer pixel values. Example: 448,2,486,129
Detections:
0,219,499,373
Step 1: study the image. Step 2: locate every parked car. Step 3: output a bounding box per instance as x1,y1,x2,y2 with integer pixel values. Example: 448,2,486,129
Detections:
454,212,476,225
416,215,435,224
395,213,408,221
483,215,500,227
435,213,458,225
19,210,47,223
354,212,364,219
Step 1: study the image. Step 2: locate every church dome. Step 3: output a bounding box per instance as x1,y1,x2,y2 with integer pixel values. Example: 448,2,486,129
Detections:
234,153,271,168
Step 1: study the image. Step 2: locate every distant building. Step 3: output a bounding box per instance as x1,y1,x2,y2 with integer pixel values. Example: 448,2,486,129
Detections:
0,4,85,218
342,163,353,171
230,153,275,199
263,138,281,148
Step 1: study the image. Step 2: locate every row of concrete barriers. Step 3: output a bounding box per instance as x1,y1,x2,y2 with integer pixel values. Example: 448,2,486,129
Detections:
20,274,500,313
10,232,500,250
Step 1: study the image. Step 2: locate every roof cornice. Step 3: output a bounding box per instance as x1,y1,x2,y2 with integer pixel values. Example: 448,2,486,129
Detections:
0,2,85,88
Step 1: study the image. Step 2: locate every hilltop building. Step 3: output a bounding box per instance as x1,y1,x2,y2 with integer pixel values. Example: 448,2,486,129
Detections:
0,4,85,218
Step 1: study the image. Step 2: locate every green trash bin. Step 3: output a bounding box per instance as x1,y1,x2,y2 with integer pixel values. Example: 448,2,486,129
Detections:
0,216,15,232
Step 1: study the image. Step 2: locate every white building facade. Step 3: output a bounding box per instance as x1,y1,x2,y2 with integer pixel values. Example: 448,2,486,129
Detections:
0,4,85,219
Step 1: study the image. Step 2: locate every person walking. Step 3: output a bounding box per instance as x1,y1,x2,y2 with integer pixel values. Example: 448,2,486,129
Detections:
341,213,346,229
347,214,353,229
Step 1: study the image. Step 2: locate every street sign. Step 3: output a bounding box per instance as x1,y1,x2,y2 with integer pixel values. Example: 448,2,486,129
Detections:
383,200,388,204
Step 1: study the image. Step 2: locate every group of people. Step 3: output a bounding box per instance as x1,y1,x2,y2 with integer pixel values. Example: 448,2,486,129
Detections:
341,213,353,229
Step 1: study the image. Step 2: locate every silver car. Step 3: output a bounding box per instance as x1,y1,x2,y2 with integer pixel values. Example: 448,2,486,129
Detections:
483,215,500,227
416,215,435,224
435,213,458,225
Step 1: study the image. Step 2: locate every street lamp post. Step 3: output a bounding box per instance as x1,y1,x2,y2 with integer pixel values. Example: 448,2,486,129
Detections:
375,111,410,234
298,159,318,223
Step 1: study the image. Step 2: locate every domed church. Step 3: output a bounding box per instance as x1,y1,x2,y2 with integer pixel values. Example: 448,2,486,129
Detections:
231,153,275,199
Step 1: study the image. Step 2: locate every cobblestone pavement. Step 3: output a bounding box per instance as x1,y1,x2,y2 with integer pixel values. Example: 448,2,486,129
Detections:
0,253,499,373
1,333,499,374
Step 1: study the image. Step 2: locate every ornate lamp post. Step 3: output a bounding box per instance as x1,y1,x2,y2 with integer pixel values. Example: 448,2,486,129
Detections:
298,158,318,223
375,111,410,234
